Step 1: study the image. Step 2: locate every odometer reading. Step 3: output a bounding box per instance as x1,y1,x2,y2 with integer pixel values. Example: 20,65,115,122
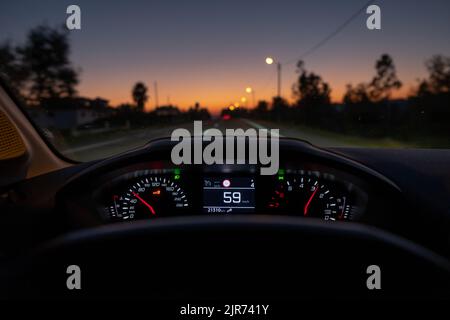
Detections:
203,177,255,213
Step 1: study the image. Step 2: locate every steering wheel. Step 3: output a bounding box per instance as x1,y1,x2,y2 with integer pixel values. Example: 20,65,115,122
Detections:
3,215,449,299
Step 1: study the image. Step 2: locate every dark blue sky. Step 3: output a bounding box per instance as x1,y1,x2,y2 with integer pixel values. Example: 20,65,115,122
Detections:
1,0,449,111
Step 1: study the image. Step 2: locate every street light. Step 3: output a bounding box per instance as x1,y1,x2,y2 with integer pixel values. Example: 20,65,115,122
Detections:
265,56,282,98
265,57,274,65
241,97,248,107
245,87,256,108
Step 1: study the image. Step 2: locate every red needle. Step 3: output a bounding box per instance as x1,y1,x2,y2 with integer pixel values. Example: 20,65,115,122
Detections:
132,192,156,215
304,186,319,216
338,197,347,220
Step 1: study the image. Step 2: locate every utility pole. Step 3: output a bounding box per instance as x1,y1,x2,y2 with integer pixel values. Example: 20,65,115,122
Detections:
245,87,256,108
277,62,282,98
154,81,159,108
251,90,256,108
265,57,282,98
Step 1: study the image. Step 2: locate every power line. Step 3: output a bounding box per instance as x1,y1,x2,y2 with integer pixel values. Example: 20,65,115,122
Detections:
250,0,374,100
284,0,374,65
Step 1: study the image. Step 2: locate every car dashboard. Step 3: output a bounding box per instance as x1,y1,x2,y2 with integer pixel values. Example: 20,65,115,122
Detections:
87,163,369,223
60,138,400,230
2,137,450,300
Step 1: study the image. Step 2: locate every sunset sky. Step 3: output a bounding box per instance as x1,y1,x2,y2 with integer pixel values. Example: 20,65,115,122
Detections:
1,0,450,114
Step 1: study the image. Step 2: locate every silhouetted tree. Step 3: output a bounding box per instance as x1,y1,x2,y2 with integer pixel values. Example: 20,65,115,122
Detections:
343,83,371,105
254,100,269,116
369,54,402,101
419,55,450,95
343,83,376,129
132,82,148,112
0,42,29,97
188,102,211,121
342,54,403,135
17,25,79,103
293,61,331,107
271,96,289,122
411,55,450,132
292,60,331,124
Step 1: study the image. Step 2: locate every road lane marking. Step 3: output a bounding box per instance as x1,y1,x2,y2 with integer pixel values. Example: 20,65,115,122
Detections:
240,119,284,137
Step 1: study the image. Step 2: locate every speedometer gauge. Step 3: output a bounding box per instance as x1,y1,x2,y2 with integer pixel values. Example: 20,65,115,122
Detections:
108,176,189,221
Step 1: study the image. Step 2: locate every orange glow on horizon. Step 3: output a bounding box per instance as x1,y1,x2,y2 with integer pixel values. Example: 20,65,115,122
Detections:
91,86,410,115
78,68,415,115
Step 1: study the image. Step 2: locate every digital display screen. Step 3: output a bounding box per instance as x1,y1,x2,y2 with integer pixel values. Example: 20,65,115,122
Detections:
203,177,255,213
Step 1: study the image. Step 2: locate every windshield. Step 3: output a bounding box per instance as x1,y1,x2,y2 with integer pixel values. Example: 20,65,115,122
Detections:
1,0,449,161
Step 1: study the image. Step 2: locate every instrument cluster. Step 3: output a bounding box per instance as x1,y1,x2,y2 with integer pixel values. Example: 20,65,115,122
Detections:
94,165,368,223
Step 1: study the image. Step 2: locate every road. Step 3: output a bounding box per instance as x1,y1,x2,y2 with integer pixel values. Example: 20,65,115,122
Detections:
61,118,351,161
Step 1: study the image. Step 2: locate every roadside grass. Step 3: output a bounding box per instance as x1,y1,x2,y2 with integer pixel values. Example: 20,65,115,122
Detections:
58,122,191,150
50,119,449,159
296,125,450,148
291,125,411,148
61,127,144,147
257,120,449,148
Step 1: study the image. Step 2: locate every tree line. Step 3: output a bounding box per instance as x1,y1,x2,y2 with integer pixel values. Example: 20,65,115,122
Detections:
0,25,79,105
0,25,154,112
236,54,450,140
0,24,211,127
1,24,448,141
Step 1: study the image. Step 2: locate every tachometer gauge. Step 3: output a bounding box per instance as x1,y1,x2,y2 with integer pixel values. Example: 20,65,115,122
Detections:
108,176,189,221
267,174,352,221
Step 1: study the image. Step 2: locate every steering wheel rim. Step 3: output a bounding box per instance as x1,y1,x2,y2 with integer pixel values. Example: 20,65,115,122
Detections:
4,215,450,299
